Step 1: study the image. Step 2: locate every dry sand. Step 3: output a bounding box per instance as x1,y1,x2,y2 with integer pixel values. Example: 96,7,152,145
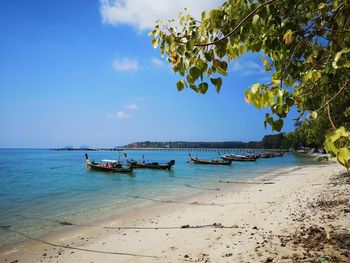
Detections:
1,162,349,263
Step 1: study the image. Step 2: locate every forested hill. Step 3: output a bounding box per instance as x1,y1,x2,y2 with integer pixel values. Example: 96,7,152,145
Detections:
124,134,291,149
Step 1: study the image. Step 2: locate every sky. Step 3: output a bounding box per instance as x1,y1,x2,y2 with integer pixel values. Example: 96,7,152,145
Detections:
0,0,297,148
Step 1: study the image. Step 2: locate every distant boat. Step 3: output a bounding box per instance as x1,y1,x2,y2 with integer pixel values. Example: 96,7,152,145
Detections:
258,152,287,158
258,153,272,158
124,153,175,170
128,160,175,170
219,153,256,162
85,154,133,173
189,154,232,165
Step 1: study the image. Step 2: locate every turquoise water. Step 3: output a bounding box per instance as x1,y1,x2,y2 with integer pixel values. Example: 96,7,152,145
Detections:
0,149,316,246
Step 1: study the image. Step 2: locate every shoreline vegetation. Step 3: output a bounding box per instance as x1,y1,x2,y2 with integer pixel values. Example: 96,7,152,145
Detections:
1,162,349,263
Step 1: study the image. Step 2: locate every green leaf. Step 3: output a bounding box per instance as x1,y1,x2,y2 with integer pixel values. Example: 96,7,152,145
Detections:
251,83,260,94
186,40,194,51
210,78,222,93
333,48,350,68
176,80,186,91
177,45,185,55
334,48,350,62
213,60,228,75
196,59,207,73
324,127,350,168
186,74,194,84
215,38,228,58
260,56,271,71
337,147,350,168
304,70,322,82
204,51,214,62
189,84,199,93
310,111,318,119
152,38,159,48
283,30,294,45
252,14,259,25
273,119,284,132
198,82,209,94
318,3,327,10
189,67,201,81
285,97,294,107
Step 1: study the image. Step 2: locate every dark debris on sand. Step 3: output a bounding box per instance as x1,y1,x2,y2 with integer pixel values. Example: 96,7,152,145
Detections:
260,170,350,263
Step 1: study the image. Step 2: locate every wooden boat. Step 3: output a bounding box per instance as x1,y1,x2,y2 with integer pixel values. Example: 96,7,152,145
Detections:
219,153,256,162
85,154,133,173
124,153,175,170
258,153,272,158
258,152,287,158
189,154,232,165
128,160,175,170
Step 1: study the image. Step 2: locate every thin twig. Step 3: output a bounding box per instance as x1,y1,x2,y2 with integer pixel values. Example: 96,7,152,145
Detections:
327,104,337,131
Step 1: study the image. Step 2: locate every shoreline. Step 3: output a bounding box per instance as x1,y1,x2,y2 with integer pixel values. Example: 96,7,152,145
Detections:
1,162,349,262
0,163,297,248
0,165,298,248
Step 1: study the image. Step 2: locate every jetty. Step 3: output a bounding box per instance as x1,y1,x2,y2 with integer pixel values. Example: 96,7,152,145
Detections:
50,147,288,153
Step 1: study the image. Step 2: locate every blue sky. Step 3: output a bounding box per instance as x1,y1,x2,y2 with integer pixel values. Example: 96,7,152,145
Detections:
0,0,297,148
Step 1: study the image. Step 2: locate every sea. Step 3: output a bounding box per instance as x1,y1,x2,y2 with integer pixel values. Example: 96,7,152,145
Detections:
0,149,316,247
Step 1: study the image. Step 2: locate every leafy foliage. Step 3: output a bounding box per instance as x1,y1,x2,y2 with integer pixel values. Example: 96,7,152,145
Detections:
150,0,350,167
325,127,350,168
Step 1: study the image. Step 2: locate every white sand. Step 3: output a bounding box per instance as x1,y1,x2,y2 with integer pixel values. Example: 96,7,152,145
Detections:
1,162,349,263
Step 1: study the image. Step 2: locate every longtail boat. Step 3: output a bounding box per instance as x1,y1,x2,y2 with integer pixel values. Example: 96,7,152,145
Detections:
219,153,256,162
85,154,133,173
258,152,287,158
124,153,175,170
128,160,175,170
189,154,232,165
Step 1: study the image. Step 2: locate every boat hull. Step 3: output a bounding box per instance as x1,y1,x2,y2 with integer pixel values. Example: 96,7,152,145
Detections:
86,161,133,173
129,161,175,170
220,155,256,162
189,154,232,165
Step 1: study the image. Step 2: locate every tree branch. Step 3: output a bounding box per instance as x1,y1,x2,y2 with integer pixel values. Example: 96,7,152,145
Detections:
316,78,349,112
194,0,279,47
279,38,306,82
327,104,337,131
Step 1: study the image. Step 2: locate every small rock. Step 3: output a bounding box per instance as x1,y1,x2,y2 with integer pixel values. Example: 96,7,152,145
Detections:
266,256,274,262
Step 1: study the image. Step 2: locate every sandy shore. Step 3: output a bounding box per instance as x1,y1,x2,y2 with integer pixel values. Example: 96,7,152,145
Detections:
1,162,349,263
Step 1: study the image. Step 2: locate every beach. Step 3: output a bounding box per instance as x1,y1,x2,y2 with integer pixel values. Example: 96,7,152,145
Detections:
1,161,349,263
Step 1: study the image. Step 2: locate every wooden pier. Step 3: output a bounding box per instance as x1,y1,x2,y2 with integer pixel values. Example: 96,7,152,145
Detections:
50,147,288,152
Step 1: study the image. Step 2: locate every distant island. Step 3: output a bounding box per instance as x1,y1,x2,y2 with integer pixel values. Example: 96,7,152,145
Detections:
124,134,290,149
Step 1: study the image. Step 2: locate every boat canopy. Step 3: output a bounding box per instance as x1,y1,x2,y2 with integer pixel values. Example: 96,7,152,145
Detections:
101,159,118,163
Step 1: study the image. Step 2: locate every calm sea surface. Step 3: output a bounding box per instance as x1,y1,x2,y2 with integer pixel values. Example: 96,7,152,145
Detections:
0,149,316,246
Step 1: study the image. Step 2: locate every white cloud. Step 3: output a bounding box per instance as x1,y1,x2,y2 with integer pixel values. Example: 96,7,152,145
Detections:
107,111,131,120
232,60,264,76
151,58,165,67
113,58,138,72
125,103,139,110
100,0,224,30
116,111,131,119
